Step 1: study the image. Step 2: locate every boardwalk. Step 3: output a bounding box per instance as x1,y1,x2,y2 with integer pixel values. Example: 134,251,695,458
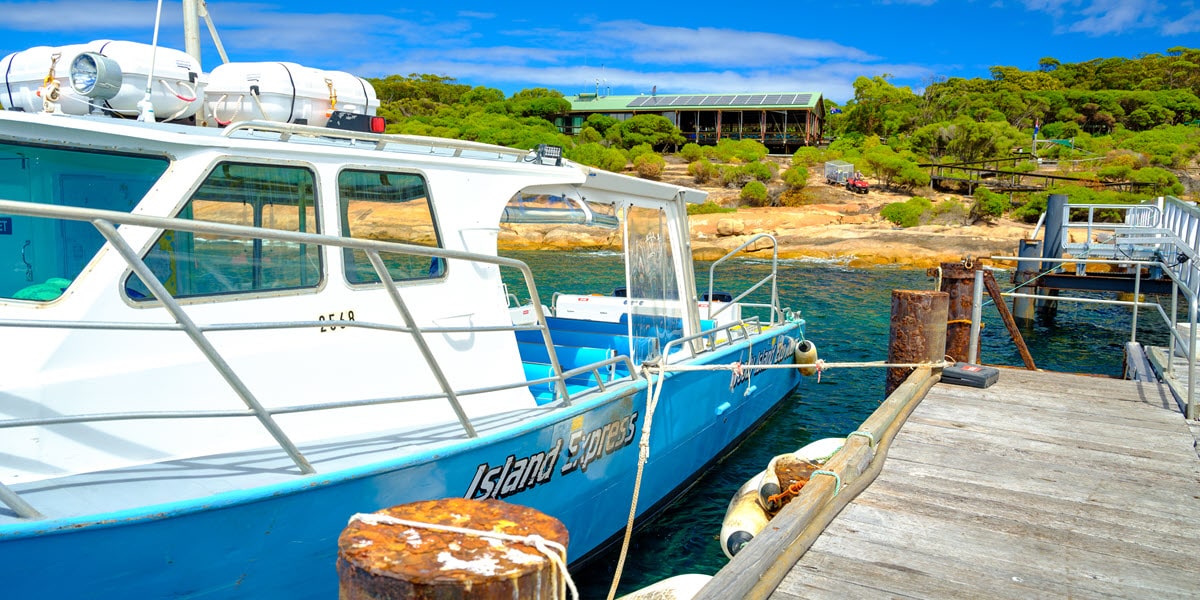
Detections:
768,368,1200,599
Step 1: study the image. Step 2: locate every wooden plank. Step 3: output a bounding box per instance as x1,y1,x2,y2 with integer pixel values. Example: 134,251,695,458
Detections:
856,476,1200,564
930,378,1180,422
895,418,1200,491
887,425,1200,519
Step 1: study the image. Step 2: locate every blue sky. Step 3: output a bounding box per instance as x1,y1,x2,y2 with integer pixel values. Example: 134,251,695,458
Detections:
1,0,1197,103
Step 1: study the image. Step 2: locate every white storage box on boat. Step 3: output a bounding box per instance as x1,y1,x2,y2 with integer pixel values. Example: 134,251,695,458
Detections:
204,62,379,127
0,40,204,119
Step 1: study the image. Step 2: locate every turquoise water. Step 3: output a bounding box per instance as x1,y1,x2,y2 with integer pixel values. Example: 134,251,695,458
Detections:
501,251,1170,597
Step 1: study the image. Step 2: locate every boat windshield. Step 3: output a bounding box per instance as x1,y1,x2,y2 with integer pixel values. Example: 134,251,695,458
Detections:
0,141,168,301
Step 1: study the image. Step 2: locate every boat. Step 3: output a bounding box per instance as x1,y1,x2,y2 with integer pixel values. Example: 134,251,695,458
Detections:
0,13,813,599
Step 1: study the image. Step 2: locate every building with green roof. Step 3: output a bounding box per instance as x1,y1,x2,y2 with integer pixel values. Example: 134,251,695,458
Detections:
557,91,825,153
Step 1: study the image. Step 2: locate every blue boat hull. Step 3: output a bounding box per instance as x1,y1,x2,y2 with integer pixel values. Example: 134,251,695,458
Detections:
0,330,802,598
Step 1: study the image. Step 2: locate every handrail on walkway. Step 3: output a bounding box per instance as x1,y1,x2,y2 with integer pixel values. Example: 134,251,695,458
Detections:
997,195,1200,420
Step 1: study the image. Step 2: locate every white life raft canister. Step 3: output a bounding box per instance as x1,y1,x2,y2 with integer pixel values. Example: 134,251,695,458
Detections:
204,62,379,127
0,40,204,119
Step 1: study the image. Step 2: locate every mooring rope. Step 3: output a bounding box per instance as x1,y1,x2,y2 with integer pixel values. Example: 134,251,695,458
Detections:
606,361,669,600
348,512,578,600
657,359,953,373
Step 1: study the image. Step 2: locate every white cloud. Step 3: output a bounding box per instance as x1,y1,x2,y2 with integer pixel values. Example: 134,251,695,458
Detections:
1066,0,1162,35
1020,0,1168,36
1162,9,1200,35
584,21,877,67
0,0,181,31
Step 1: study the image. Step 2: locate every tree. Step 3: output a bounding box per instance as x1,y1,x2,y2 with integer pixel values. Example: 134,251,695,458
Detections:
617,115,685,151
843,75,921,137
566,143,627,172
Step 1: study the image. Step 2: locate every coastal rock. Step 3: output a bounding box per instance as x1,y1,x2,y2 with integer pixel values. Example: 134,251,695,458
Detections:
716,219,745,237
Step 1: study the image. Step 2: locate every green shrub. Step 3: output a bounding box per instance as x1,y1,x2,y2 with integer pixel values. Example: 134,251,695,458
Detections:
688,159,718,184
565,142,628,172
633,152,665,180
740,181,769,206
680,143,705,162
791,147,823,166
710,139,769,162
782,165,809,190
627,143,654,162
970,187,1009,222
1129,166,1184,196
719,164,753,188
880,196,933,227
741,161,774,183
687,201,736,215
1011,196,1047,223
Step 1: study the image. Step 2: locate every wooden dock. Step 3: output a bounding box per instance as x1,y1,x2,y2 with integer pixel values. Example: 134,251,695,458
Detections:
698,367,1200,600
772,368,1200,599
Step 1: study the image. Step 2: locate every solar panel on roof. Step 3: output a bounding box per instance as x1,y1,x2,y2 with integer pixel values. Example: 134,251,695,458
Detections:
747,95,766,105
700,96,720,105
795,94,812,105
628,97,648,107
717,95,737,104
764,94,783,104
731,95,749,105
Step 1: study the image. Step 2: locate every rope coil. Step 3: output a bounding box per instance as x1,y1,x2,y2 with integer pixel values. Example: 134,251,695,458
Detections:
348,512,578,600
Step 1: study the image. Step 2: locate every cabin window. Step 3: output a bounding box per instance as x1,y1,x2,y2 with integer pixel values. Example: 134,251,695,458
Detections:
0,141,168,301
338,169,444,285
125,162,321,301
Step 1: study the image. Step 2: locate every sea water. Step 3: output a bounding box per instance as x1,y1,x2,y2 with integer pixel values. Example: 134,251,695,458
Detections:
500,251,1171,597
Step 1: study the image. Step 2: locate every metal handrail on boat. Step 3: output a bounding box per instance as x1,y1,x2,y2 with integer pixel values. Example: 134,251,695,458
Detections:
0,200,575,475
661,316,764,363
704,234,783,325
222,120,533,162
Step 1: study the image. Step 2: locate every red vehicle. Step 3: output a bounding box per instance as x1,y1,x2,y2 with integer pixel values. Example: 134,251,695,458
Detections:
824,160,869,194
845,171,869,194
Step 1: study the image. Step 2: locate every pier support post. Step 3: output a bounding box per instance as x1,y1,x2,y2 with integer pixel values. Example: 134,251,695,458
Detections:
338,498,569,599
939,262,978,364
1037,194,1068,323
887,290,948,397
1013,239,1041,326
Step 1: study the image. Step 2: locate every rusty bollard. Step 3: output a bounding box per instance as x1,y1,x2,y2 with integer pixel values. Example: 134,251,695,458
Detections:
938,262,978,364
887,290,949,397
338,498,570,599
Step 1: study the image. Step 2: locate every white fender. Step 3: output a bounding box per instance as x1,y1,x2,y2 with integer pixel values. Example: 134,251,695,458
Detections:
795,339,819,376
719,470,770,559
617,574,714,600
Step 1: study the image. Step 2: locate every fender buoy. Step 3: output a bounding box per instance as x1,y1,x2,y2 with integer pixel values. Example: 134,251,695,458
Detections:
719,470,770,559
720,438,846,559
795,339,818,376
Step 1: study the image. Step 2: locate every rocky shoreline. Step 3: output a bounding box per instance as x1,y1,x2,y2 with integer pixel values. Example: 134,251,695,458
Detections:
499,176,1032,270
498,211,1029,269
